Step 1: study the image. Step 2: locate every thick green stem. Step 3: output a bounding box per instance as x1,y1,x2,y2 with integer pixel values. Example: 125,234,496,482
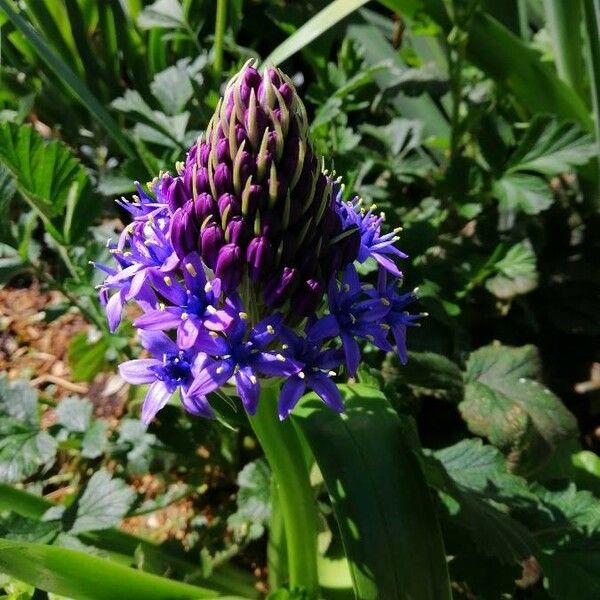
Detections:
267,482,288,591
249,384,319,597
213,0,227,78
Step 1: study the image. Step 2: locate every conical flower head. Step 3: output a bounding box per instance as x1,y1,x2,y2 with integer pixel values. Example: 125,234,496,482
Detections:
168,61,359,316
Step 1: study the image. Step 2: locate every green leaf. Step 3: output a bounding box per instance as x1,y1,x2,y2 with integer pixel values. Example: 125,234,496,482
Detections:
507,116,596,175
485,241,539,299
382,351,465,405
112,90,188,148
55,397,92,433
421,440,538,566
0,537,224,599
150,64,194,115
81,419,109,459
264,0,370,67
0,0,135,160
228,459,271,542
293,384,452,600
459,343,578,467
68,331,110,382
0,378,56,484
493,172,554,215
0,431,57,484
541,535,600,600
44,470,135,534
0,123,97,243
0,376,38,426
137,0,184,30
0,514,60,544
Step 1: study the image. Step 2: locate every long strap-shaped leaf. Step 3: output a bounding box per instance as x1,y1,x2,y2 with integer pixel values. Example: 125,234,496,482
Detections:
0,483,261,599
265,0,592,130
0,0,136,159
0,537,246,600
293,384,452,600
263,0,370,66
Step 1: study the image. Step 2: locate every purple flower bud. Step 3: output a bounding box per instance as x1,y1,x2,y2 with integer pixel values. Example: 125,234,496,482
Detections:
167,177,188,213
216,138,230,164
215,243,244,291
194,192,217,223
199,143,210,167
214,163,232,196
200,222,224,269
265,266,298,307
156,173,174,204
279,83,294,108
170,202,199,259
218,192,240,216
247,236,273,282
226,216,248,247
184,165,209,196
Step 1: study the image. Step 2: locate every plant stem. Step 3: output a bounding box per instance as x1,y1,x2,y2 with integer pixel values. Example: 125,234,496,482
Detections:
583,0,600,200
249,384,319,597
267,482,288,591
213,0,227,79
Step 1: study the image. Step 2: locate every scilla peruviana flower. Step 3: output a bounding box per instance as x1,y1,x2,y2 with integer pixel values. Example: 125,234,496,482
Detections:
97,60,419,422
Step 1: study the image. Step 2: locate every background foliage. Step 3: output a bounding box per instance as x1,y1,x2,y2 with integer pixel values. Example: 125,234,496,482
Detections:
1,0,600,598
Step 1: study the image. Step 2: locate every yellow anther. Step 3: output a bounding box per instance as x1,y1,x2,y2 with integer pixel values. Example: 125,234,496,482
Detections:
366,334,374,342
239,311,248,320
328,370,337,377
209,331,218,338
266,324,275,334
381,298,391,306
185,262,197,277
276,353,286,362
216,366,224,374
298,371,305,379
343,283,351,292
159,302,166,311
282,343,289,350
163,276,172,286
206,305,217,314
204,281,212,293
250,375,258,385
181,312,189,320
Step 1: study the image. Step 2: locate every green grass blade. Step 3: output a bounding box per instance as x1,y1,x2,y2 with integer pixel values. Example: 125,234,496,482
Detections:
293,385,452,600
542,0,586,97
0,0,136,159
0,537,233,600
0,484,260,598
64,0,106,101
263,0,370,67
583,0,600,193
26,0,81,75
466,9,592,129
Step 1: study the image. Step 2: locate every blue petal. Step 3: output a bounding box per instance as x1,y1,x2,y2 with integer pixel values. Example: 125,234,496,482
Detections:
341,333,360,376
187,359,234,397
308,374,344,412
278,376,306,420
180,387,215,418
106,291,124,333
253,352,302,377
307,315,339,341
118,358,160,384
138,329,179,357
235,366,260,414
141,381,172,424
135,309,181,331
